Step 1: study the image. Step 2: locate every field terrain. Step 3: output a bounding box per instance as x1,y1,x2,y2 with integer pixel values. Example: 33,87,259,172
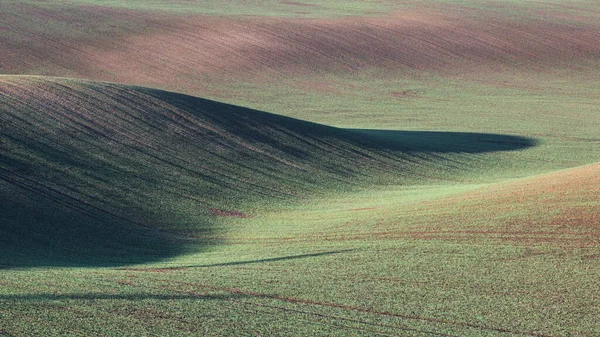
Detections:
1,0,600,336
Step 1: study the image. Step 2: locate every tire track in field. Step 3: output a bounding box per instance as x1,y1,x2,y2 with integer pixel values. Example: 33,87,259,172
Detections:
124,278,458,336
148,278,553,337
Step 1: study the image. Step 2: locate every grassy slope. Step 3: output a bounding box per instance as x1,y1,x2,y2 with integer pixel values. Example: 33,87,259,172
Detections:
1,0,600,336
0,75,536,267
2,164,600,335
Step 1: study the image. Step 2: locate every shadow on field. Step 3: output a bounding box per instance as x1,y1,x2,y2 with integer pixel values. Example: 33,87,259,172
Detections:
188,249,355,268
0,80,538,269
116,250,356,272
0,178,195,269
152,89,537,156
350,129,537,154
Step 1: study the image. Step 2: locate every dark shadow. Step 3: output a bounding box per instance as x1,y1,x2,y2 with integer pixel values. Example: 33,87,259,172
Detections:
1,80,538,269
116,250,356,271
189,249,356,268
149,88,537,155
349,129,537,154
0,178,197,269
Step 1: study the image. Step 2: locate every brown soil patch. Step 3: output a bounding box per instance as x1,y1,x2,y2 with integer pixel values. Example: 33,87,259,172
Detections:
391,90,421,98
209,207,252,218
280,1,318,7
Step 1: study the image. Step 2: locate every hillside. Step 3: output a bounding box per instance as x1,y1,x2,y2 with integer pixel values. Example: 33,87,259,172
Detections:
3,2,600,95
410,163,600,246
0,75,535,267
343,163,600,247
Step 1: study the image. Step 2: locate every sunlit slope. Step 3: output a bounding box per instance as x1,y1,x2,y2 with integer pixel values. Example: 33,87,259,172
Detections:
0,76,534,266
281,162,600,248
397,162,600,246
217,163,600,248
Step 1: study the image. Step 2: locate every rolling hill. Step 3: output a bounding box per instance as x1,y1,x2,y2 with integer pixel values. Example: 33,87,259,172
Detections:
2,0,600,335
0,75,535,267
3,1,600,96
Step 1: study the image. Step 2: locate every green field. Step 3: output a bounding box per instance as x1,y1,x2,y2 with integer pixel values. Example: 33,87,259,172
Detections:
1,0,600,336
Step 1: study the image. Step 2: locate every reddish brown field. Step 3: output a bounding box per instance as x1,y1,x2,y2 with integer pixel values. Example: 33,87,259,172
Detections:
3,3,600,93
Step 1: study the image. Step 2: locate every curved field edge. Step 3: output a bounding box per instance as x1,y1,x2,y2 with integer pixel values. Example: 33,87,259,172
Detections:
0,75,536,267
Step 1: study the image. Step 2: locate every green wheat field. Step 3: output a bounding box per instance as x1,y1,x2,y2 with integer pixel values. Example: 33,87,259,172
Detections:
1,0,600,336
